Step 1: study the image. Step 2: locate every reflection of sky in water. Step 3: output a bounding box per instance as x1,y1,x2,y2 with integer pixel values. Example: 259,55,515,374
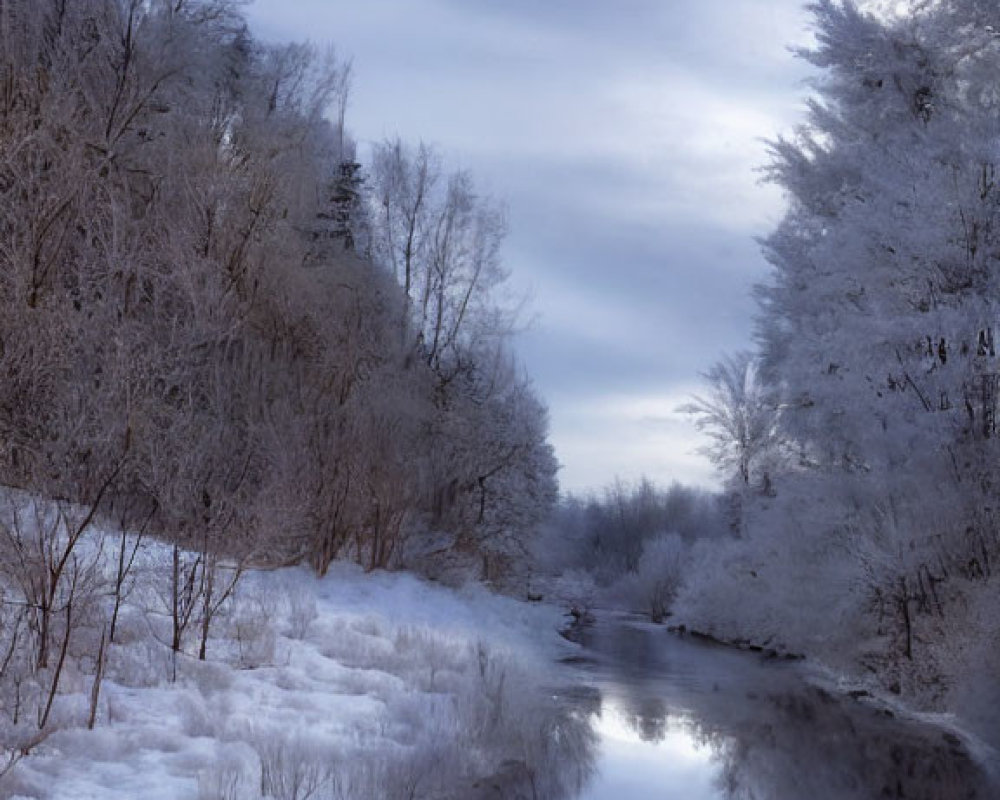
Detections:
579,701,724,800
560,619,996,800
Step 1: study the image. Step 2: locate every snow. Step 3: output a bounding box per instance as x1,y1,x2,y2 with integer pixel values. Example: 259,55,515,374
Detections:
1,538,576,800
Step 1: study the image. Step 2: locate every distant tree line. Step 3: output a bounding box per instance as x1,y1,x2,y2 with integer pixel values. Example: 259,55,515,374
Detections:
535,479,727,623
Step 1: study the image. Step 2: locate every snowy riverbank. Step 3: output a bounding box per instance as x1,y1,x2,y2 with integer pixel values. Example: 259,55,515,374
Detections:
2,553,590,800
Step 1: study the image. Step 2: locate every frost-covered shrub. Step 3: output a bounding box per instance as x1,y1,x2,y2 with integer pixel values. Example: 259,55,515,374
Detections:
323,741,464,800
316,616,396,673
391,626,466,692
177,693,216,741
547,569,598,620
105,638,171,688
232,612,277,670
457,642,595,799
613,533,687,622
251,727,330,800
198,759,256,800
673,481,869,659
285,585,317,641
226,579,280,669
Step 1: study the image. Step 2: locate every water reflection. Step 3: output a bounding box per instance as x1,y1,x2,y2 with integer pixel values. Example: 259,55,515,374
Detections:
564,620,995,800
581,704,722,800
614,693,669,743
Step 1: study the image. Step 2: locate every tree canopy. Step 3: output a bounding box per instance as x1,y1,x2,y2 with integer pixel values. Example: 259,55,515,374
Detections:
0,0,557,583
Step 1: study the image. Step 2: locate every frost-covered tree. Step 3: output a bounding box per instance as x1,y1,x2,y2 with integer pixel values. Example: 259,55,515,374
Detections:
0,0,556,590
370,139,511,377
620,533,687,622
685,0,1000,692
410,349,557,586
758,0,1000,474
680,351,784,489
368,139,554,583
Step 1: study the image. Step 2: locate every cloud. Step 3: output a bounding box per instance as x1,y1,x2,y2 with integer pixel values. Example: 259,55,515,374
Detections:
547,387,719,494
245,0,813,493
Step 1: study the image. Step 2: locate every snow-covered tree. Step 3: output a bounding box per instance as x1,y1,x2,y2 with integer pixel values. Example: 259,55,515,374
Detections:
0,0,556,589
680,351,784,489
715,0,1000,689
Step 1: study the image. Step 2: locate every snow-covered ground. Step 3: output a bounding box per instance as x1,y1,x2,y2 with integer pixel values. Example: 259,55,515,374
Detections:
2,537,589,800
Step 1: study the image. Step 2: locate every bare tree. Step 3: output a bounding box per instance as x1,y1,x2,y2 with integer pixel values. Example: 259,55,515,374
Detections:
680,352,784,490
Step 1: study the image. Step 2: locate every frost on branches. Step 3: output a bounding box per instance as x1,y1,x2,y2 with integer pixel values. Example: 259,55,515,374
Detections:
677,0,1000,736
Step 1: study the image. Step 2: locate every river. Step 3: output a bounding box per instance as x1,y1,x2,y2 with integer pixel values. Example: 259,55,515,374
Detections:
548,616,997,800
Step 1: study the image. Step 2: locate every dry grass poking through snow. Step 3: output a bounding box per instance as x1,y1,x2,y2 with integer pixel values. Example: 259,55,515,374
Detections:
1,552,594,800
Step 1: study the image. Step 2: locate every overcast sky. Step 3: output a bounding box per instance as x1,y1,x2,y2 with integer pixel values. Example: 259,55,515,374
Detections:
245,0,816,494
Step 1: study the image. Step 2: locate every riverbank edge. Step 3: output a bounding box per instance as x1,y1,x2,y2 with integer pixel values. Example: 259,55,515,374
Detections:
659,620,1000,782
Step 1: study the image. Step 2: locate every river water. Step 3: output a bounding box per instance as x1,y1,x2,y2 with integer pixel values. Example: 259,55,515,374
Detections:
553,616,997,800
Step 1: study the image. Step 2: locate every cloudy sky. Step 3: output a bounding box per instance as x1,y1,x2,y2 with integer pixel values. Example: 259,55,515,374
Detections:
245,0,816,494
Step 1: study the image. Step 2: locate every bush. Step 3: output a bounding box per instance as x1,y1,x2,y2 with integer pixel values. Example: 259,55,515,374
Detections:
614,533,687,622
547,569,598,621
